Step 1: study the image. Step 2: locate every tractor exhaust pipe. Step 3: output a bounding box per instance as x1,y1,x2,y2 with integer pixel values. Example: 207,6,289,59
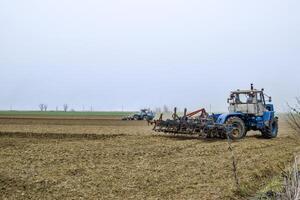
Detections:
172,107,177,120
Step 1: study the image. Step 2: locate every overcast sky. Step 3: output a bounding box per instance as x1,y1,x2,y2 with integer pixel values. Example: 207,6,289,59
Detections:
0,0,299,112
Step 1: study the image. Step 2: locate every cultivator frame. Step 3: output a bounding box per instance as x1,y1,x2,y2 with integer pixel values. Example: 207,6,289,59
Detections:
152,107,233,139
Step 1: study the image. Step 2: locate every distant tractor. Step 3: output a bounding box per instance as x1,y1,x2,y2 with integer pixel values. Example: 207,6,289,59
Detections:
123,109,155,121
153,84,278,140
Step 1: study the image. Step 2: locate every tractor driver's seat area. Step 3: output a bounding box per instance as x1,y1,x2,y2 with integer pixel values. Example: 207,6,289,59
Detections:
228,92,266,116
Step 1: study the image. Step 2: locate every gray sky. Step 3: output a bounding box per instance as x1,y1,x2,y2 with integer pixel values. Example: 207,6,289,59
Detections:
0,0,299,112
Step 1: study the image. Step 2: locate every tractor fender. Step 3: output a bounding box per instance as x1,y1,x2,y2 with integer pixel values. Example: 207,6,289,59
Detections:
216,113,244,124
262,111,274,121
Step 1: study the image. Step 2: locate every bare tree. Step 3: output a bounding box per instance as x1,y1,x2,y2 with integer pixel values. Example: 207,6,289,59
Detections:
44,104,48,111
280,156,300,200
39,104,44,111
63,104,68,112
278,97,300,199
226,136,240,191
287,97,300,134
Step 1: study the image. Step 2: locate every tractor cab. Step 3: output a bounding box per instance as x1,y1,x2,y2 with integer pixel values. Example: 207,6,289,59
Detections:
227,84,272,116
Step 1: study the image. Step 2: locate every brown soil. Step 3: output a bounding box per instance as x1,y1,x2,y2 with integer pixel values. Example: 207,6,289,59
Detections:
0,117,298,199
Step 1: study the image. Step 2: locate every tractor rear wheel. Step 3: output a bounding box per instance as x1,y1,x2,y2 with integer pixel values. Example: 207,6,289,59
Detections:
226,117,246,140
261,117,278,139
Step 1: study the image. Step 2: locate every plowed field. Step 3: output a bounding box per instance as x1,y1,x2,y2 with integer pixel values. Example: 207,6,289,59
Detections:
0,115,298,199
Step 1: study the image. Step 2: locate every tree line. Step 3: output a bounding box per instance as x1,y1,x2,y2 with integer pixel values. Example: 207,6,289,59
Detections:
38,104,69,112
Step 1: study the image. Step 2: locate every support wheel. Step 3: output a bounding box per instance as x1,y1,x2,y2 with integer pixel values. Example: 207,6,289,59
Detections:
226,117,246,140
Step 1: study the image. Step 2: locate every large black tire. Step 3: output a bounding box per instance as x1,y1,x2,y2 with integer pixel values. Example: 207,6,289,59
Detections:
226,117,246,140
261,117,278,139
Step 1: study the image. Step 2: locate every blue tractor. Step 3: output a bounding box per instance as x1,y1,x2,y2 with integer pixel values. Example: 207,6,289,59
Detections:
212,84,278,140
122,109,155,121
152,84,278,140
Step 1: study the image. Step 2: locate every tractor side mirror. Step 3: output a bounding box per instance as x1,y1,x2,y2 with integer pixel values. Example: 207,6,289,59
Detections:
228,94,234,104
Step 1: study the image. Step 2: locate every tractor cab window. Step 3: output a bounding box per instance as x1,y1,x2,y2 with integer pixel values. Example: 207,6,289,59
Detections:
246,94,255,103
232,93,256,104
234,94,247,104
257,92,263,103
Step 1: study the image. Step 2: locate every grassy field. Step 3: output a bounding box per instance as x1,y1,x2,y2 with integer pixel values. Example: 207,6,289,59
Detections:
0,115,298,199
0,111,134,117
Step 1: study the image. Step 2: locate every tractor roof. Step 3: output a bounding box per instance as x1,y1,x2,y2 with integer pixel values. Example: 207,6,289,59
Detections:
231,89,263,94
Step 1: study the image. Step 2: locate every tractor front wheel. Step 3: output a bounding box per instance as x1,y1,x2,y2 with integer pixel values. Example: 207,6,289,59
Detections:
261,117,278,139
226,117,246,140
